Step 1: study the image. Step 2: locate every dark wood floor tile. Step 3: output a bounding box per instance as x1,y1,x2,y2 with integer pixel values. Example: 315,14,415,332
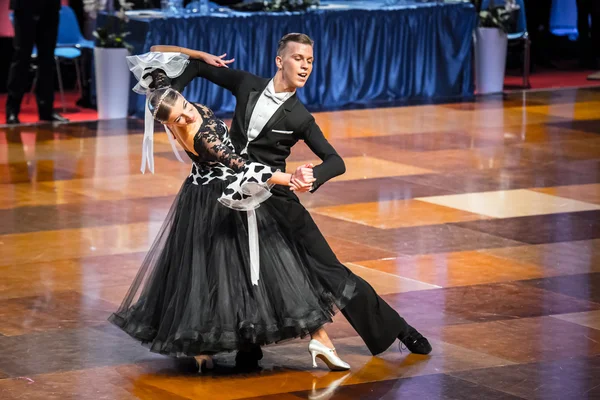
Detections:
0,291,117,336
437,317,600,363
65,119,146,138
311,213,383,242
356,131,500,152
0,162,82,184
548,118,600,135
0,196,176,235
559,159,600,174
356,224,524,256
399,162,600,194
306,177,456,205
454,211,600,245
0,327,162,376
0,206,103,235
451,356,600,400
481,240,600,275
323,236,398,263
374,146,541,172
515,138,600,161
520,273,600,304
72,196,175,225
255,374,522,400
382,281,600,325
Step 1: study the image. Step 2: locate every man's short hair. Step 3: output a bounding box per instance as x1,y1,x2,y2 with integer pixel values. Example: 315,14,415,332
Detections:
277,33,314,56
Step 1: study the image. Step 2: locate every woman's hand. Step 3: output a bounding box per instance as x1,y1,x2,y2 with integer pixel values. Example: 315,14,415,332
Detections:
202,52,235,68
290,164,315,192
149,46,235,68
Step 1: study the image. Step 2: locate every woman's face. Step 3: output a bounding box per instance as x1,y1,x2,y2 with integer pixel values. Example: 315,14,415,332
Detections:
165,94,198,127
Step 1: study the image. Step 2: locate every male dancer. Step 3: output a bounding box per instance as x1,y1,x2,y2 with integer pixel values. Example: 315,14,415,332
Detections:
153,33,432,366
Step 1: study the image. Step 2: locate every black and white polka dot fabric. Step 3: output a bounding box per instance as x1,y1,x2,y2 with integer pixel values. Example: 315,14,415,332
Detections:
188,104,279,211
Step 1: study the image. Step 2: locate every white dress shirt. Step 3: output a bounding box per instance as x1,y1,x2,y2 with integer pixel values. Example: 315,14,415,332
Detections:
242,79,295,154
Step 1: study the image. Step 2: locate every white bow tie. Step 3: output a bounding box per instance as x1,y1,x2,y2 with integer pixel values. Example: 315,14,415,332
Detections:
264,88,285,104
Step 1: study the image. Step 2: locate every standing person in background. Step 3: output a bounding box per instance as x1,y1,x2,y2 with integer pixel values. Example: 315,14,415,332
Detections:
0,0,14,93
523,0,554,69
5,0,69,124
576,0,600,69
69,0,95,109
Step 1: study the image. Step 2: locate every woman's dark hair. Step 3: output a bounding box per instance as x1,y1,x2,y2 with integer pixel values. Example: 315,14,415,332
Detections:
147,68,171,89
146,68,179,123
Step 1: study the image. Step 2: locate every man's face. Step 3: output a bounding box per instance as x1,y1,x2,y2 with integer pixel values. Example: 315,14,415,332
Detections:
276,42,314,89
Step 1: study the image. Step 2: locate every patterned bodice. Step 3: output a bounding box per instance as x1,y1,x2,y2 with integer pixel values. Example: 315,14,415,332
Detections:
182,103,278,208
186,104,240,186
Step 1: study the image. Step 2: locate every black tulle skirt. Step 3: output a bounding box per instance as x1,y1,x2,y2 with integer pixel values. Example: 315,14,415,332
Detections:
108,178,356,357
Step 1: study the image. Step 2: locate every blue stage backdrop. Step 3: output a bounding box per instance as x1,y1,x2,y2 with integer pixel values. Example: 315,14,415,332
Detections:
98,1,477,117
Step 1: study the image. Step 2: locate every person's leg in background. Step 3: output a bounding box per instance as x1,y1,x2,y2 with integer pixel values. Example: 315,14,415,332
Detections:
34,2,68,122
576,0,598,69
5,10,36,124
524,0,554,69
68,0,94,108
590,1,600,65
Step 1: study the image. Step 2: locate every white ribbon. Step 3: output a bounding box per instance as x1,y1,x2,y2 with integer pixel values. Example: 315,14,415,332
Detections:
247,209,260,286
140,97,155,174
140,95,185,174
218,182,273,287
127,52,191,174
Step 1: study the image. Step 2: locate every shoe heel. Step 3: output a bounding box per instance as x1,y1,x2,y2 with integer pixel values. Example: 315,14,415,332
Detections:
310,350,318,368
194,356,214,373
195,359,205,373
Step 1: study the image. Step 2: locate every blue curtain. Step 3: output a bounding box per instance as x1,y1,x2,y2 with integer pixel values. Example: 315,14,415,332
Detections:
100,1,477,116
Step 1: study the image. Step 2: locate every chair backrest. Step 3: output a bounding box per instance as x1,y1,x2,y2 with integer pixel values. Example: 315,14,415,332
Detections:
57,5,85,45
480,0,527,34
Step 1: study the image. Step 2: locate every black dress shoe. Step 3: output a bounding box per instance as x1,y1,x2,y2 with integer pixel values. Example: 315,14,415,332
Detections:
39,112,69,123
235,346,263,369
399,326,432,355
6,113,20,125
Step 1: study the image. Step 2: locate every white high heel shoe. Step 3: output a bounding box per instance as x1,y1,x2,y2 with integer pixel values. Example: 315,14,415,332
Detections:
308,339,350,371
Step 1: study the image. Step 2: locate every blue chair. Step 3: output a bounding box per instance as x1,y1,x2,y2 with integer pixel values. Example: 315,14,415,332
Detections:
29,47,83,112
54,6,94,106
8,11,83,112
481,0,531,88
57,6,94,50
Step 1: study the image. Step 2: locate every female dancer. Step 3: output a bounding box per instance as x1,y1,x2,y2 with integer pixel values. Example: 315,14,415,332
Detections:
108,53,355,372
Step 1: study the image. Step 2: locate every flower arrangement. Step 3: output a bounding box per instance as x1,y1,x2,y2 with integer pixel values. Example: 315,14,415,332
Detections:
231,0,320,13
473,0,520,33
83,0,134,51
